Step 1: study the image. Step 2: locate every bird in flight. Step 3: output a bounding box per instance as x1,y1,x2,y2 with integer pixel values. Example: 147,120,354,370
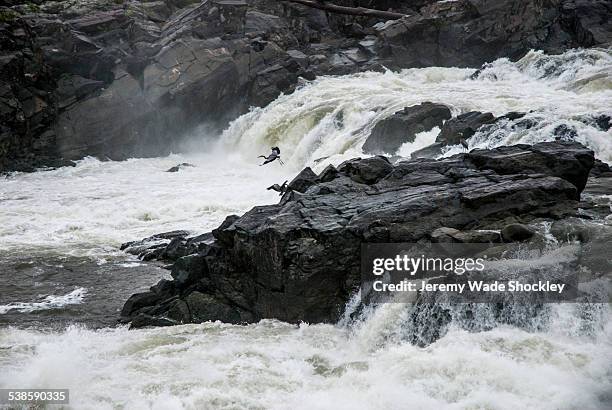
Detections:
259,147,284,166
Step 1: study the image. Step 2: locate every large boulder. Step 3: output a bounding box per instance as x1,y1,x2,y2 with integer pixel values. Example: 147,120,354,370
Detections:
287,166,318,193
362,102,451,154
500,223,536,242
467,142,595,193
54,39,242,160
337,156,393,184
560,0,612,46
121,141,594,327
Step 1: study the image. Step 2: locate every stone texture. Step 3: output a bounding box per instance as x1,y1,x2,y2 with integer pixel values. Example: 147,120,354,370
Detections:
436,111,496,146
375,0,612,70
363,103,451,154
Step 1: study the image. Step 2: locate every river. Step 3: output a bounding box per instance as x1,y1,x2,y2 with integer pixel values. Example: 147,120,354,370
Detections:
1,48,611,409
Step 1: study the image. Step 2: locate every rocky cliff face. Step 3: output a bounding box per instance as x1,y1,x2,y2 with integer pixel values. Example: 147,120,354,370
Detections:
0,0,317,171
1,0,610,172
376,0,612,69
120,141,595,328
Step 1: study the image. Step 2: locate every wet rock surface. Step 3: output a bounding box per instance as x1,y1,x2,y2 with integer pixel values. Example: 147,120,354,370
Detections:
362,102,451,155
435,111,496,146
375,0,612,70
121,141,595,328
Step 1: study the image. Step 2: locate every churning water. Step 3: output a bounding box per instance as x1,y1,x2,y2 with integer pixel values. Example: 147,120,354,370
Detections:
1,48,611,409
223,48,612,166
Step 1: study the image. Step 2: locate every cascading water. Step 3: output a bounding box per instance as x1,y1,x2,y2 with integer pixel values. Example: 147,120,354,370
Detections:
1,48,611,409
222,47,612,169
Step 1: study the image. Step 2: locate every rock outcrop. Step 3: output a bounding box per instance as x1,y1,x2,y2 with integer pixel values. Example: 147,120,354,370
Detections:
435,111,496,146
375,0,612,70
1,0,316,170
120,141,594,328
362,102,451,154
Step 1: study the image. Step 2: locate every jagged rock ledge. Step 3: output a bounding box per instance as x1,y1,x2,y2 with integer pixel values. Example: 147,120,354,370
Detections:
120,141,594,328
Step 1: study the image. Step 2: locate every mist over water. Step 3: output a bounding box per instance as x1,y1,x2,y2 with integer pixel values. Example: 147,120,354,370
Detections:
1,48,611,408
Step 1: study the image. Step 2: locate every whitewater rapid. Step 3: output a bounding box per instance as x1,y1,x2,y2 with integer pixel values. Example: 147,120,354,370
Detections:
1,48,611,409
223,48,612,167
1,305,610,409
0,154,294,257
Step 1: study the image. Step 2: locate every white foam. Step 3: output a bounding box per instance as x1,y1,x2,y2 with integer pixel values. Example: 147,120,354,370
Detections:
396,127,441,158
0,288,87,314
117,262,146,268
0,153,296,257
0,304,609,409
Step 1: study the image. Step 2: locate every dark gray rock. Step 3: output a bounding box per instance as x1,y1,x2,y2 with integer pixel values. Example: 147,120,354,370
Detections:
500,224,536,242
436,112,496,146
287,166,318,193
286,49,309,68
363,103,451,154
245,10,286,34
410,142,444,160
549,217,605,243
594,115,611,131
560,0,612,46
431,227,501,243
120,230,218,262
590,159,612,177
171,254,208,287
466,142,594,193
122,141,594,327
554,124,579,140
185,291,249,323
130,314,179,328
337,156,393,185
430,227,462,243
121,291,162,318
578,114,611,132
166,299,191,323
212,215,240,246
166,163,195,172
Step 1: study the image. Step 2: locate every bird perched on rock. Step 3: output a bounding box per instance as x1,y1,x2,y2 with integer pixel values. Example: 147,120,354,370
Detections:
267,180,288,196
259,147,284,166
